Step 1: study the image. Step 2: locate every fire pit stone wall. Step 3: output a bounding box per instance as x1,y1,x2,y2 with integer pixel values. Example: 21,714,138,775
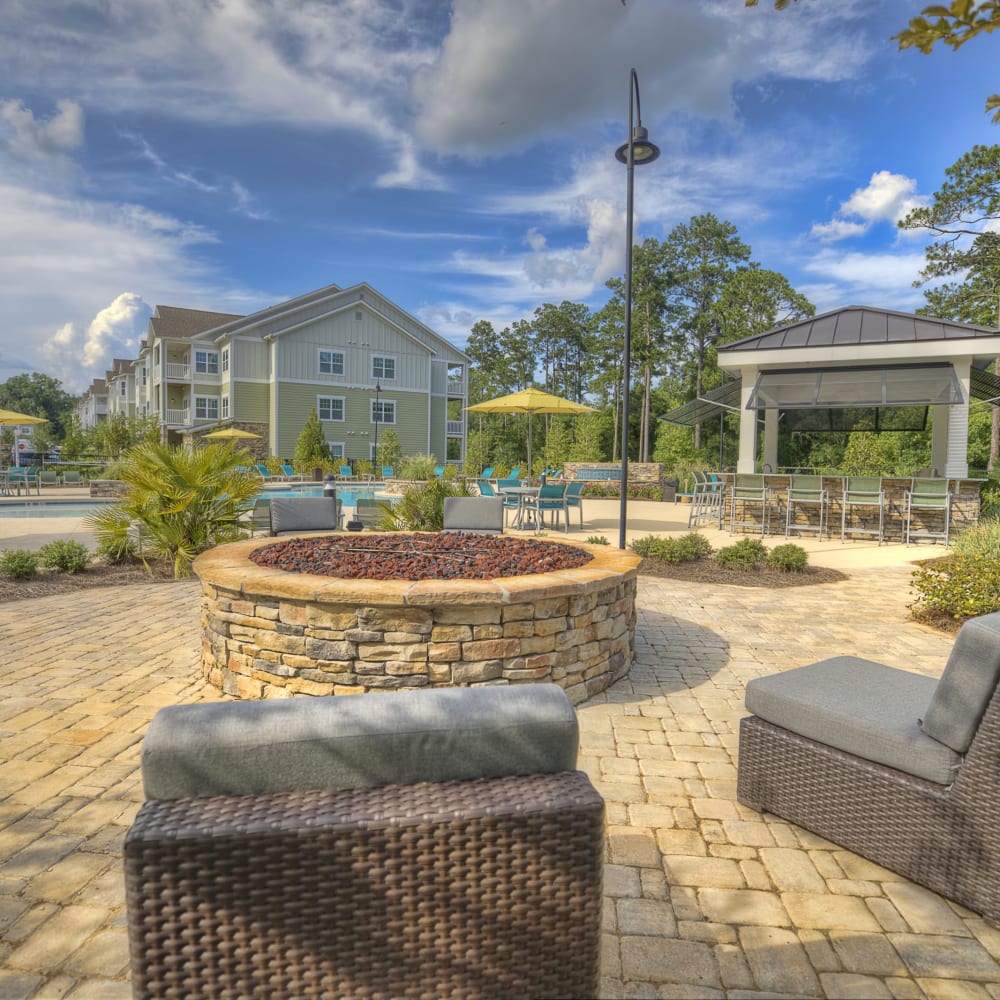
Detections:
193,536,640,705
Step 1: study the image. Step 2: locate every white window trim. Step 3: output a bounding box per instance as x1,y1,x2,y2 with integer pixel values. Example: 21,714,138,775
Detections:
372,354,397,382
195,350,220,375
194,395,220,420
221,395,230,419
326,441,345,460
371,398,396,425
317,395,345,422
318,348,346,376
221,348,229,373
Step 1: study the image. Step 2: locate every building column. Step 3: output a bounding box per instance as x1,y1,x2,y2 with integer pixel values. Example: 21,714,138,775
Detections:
930,405,949,477
944,358,971,479
762,409,779,473
737,371,757,473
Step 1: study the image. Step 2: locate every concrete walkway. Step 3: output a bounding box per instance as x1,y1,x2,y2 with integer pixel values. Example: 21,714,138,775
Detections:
1,558,998,998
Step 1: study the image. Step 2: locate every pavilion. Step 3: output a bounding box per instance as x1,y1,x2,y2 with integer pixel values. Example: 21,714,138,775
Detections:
664,306,1000,476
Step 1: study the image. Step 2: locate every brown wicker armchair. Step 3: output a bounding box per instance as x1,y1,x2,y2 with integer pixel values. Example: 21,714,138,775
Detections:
124,685,604,1000
737,611,1000,922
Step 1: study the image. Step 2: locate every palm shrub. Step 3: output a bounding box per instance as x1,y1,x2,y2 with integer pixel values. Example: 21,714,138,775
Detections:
397,454,438,480
86,442,261,578
379,479,472,532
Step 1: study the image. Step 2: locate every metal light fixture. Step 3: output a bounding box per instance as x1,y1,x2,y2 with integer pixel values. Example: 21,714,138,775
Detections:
615,68,659,549
373,380,382,464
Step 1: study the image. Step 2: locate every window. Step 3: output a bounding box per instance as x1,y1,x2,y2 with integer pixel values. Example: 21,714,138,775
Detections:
326,442,345,460
119,382,126,396
221,348,229,373
195,396,219,420
195,350,219,375
372,356,395,381
221,395,230,419
141,367,147,386
319,350,345,376
318,396,345,421
371,399,395,425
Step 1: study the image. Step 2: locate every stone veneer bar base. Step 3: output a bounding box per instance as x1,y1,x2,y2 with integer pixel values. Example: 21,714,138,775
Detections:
193,535,641,705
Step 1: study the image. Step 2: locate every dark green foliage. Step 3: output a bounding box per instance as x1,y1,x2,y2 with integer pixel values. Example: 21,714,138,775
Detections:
37,540,90,574
379,479,472,532
294,408,329,466
581,483,664,501
586,535,610,545
95,533,138,565
765,543,809,572
0,549,38,579
631,533,713,563
715,537,767,570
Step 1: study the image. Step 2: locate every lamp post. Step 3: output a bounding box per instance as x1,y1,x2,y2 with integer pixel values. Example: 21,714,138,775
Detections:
372,381,382,466
615,68,660,549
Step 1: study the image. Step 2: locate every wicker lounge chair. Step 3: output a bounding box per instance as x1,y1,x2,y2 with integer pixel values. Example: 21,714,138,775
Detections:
124,685,604,999
737,611,1000,922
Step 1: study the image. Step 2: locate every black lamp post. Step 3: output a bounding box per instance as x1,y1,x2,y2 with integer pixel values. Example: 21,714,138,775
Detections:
615,68,660,549
372,381,382,465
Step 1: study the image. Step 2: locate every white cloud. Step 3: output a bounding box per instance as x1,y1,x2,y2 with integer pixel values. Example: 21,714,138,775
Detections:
0,98,83,159
811,171,928,242
801,248,927,309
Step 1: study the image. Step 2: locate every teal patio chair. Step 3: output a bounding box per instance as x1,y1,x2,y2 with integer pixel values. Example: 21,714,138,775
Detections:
523,483,569,533
337,465,356,481
381,466,394,479
280,464,307,482
255,464,277,481
479,466,495,480
564,480,587,529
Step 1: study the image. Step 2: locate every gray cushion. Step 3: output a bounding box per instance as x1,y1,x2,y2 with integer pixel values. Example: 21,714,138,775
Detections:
269,497,339,535
442,496,504,533
921,611,1000,753
142,684,579,800
745,657,961,785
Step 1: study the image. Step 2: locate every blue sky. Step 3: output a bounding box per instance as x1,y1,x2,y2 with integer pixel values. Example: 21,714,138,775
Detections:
0,0,997,394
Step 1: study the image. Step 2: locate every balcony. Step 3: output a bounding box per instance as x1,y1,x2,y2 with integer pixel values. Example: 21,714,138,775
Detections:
165,408,190,426
165,363,191,380
447,377,466,396
446,420,464,436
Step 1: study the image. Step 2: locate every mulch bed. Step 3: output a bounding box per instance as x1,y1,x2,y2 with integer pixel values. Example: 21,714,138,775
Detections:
0,561,179,604
637,557,848,588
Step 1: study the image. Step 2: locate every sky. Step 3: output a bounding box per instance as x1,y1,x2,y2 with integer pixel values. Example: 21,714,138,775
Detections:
0,0,998,395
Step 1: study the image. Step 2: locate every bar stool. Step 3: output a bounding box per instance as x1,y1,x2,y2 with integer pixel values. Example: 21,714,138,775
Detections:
785,474,829,539
841,476,885,545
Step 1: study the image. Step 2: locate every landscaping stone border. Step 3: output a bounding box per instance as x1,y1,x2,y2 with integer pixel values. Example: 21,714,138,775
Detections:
193,535,641,704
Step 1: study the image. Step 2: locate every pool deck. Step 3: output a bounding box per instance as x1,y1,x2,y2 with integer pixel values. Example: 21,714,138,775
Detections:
2,495,997,997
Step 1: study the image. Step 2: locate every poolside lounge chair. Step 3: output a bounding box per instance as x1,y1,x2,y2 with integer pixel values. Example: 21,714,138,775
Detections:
39,469,60,487
479,466,495,480
337,465,356,482
433,465,445,478
737,610,1000,922
61,470,84,486
442,496,504,534
124,685,604,999
381,465,394,480
280,464,308,482
255,463,277,481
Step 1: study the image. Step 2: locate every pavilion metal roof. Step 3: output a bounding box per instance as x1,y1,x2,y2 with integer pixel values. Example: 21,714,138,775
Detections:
720,306,1000,354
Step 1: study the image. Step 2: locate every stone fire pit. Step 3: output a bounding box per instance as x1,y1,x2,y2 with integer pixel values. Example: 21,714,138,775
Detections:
193,533,640,704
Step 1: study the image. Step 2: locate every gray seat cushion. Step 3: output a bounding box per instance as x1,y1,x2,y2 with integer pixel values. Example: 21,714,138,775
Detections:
442,496,504,533
745,657,961,785
142,684,579,800
269,496,339,535
921,611,1000,753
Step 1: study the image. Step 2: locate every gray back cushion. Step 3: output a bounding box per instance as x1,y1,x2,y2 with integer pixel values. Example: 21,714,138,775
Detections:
269,496,339,535
442,496,504,533
142,684,579,800
921,611,1000,753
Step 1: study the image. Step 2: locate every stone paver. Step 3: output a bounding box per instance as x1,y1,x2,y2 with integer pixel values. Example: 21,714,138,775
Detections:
0,558,996,998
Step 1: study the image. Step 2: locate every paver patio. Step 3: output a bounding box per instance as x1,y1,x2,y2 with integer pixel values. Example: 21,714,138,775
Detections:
1,562,999,998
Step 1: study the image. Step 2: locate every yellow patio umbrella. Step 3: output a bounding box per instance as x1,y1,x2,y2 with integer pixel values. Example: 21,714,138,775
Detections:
0,409,49,466
466,387,594,476
203,427,261,441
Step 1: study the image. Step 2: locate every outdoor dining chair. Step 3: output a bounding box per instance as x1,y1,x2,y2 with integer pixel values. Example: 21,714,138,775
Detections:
523,483,569,532
564,480,587,529
840,475,885,544
904,477,952,545
784,474,830,540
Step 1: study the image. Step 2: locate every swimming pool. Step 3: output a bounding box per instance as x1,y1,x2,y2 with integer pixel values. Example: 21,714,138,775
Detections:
0,501,116,518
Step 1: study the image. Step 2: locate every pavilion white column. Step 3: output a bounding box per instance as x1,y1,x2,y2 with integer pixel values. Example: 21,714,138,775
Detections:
930,405,949,477
737,373,758,473
944,358,971,479
762,409,779,473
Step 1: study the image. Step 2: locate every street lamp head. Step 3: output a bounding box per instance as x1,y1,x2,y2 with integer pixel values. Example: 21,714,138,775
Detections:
615,125,660,166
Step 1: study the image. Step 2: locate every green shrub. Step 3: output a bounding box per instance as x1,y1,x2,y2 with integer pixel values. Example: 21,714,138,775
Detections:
581,483,664,501
0,549,38,580
910,556,1000,624
951,519,1000,562
631,533,713,563
586,535,610,545
715,537,767,570
95,534,138,565
765,543,809,572
379,479,471,531
38,540,90,574
397,454,438,480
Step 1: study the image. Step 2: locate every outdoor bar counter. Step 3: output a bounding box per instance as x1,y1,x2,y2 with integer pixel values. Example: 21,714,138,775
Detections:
715,473,984,540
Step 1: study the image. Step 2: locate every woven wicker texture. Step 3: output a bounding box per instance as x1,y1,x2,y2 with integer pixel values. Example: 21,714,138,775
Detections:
737,681,1000,922
125,770,604,999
